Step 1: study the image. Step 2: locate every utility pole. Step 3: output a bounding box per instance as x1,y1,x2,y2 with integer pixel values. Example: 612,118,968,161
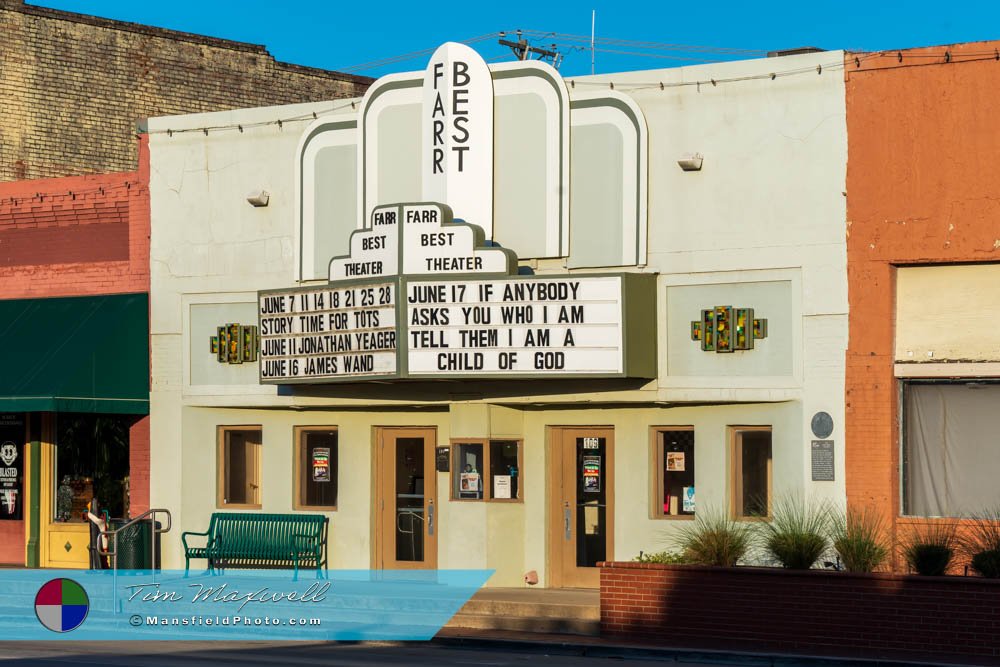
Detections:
591,10,596,75
498,31,563,68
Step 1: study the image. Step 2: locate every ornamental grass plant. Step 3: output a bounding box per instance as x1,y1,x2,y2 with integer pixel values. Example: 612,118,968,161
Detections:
758,495,832,570
672,509,753,567
829,505,890,573
959,507,1000,578
632,550,689,564
900,521,957,576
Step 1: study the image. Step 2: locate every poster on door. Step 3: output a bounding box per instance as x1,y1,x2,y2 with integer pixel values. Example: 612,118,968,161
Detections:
0,414,24,521
312,447,331,482
582,456,601,493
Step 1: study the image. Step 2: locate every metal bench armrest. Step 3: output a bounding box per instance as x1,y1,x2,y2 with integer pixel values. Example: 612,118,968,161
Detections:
181,529,211,552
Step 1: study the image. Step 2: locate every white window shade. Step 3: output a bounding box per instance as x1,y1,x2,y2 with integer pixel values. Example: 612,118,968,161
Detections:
904,382,1000,517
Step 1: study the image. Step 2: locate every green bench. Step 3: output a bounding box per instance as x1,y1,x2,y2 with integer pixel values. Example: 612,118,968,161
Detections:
181,513,329,575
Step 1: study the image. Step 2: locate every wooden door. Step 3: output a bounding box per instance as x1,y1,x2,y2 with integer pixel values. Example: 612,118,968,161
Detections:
548,427,614,588
40,416,88,569
374,428,437,569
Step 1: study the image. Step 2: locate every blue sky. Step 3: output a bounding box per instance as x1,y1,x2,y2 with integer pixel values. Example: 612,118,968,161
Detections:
38,0,998,78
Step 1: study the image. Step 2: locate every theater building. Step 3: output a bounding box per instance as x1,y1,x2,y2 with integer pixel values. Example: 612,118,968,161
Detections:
148,44,848,585
845,41,1000,562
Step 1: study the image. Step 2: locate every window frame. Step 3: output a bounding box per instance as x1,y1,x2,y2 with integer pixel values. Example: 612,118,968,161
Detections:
729,425,773,520
649,426,696,520
449,438,524,503
899,378,1000,518
292,426,339,512
216,425,262,510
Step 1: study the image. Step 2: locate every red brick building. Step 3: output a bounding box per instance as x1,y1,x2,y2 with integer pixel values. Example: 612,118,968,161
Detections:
845,41,1000,565
0,139,150,566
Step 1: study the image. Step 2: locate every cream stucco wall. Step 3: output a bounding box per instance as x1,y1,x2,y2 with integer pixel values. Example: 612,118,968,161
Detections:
148,50,848,582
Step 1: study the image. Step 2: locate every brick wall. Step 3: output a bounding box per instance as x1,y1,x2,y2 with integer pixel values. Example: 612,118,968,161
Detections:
0,0,370,181
844,42,1000,565
601,562,1000,664
0,138,151,563
129,416,150,516
0,136,149,298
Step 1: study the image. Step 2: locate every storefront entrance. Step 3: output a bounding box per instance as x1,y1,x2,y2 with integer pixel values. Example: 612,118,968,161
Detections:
548,427,615,588
373,428,438,569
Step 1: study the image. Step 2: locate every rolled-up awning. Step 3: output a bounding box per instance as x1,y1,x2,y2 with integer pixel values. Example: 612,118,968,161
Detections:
0,293,148,414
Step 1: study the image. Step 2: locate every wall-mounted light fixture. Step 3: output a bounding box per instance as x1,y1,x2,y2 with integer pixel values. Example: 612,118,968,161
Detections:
246,190,270,207
691,306,767,353
677,153,704,172
210,323,259,364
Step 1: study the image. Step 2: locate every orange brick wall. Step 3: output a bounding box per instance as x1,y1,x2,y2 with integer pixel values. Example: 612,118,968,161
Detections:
845,42,1000,562
0,137,149,298
0,137,150,564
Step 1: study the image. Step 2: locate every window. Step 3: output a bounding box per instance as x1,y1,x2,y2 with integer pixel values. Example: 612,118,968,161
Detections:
452,442,484,499
903,381,1000,517
652,428,695,518
217,426,261,509
294,427,338,510
488,441,520,501
451,439,522,501
731,427,772,518
55,414,133,521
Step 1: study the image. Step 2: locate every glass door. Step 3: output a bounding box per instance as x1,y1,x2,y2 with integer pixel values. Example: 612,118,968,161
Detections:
550,427,614,588
376,428,437,569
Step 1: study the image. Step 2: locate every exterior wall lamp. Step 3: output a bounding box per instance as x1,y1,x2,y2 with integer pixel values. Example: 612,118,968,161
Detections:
677,153,703,171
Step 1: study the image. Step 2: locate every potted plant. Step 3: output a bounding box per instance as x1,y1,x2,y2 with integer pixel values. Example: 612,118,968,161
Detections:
758,496,831,569
959,508,1000,578
829,505,889,573
900,521,957,576
672,509,753,567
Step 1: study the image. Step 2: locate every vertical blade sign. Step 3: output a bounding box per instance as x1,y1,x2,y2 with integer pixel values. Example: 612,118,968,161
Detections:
422,42,494,239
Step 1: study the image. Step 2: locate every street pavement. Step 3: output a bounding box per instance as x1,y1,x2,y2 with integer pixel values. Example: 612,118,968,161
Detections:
0,640,751,666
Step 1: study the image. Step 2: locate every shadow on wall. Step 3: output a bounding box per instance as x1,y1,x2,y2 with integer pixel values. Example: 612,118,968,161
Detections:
601,563,1000,664
281,378,655,404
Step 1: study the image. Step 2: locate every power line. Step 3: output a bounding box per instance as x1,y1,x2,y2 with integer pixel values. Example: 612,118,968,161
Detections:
512,29,767,56
143,48,989,138
335,34,499,73
589,47,729,64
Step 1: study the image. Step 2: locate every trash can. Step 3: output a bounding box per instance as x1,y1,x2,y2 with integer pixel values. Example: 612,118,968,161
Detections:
108,519,162,570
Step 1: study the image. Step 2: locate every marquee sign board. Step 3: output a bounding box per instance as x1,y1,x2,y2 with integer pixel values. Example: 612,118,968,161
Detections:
259,281,398,381
329,202,515,280
406,276,626,376
260,200,656,384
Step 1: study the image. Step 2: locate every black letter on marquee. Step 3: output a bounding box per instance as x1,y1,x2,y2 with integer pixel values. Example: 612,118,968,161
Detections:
452,116,469,143
453,61,470,87
452,145,469,172
433,63,444,89
433,148,444,174
452,90,469,115
433,119,444,146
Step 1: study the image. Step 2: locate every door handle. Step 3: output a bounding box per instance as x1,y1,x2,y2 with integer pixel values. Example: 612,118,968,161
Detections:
564,507,572,541
427,501,435,536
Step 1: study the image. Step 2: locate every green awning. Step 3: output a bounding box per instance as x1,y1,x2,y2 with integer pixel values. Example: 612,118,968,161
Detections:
0,293,149,414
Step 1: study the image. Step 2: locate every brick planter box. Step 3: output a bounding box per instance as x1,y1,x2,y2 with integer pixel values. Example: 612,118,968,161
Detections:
601,561,1000,665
